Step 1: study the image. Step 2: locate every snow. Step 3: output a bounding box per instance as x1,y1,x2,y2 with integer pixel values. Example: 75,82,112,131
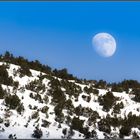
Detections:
0,62,140,139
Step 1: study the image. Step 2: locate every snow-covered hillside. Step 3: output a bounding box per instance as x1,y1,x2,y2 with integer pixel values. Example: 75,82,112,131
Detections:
0,61,140,139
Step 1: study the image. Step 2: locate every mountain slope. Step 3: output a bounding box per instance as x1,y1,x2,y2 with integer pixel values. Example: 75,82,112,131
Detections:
0,53,140,139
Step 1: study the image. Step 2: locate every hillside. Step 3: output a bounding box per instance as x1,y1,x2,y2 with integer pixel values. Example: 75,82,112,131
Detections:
0,52,140,139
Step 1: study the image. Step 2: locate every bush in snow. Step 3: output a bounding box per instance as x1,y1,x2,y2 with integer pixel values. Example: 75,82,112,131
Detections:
118,112,140,138
81,95,91,102
111,83,124,92
92,89,99,95
4,120,10,127
54,103,65,123
0,65,14,86
98,117,111,134
65,115,72,126
132,131,139,139
74,105,83,116
119,126,131,138
64,99,74,115
34,93,42,103
0,84,7,99
62,128,67,136
71,117,84,133
84,86,98,95
41,119,50,128
8,134,17,139
13,81,19,89
49,78,61,90
51,87,66,104
16,103,24,114
19,86,25,93
17,64,32,77
31,111,39,119
94,80,107,89
0,117,3,123
90,130,97,139
41,106,49,118
26,79,45,93
53,68,76,80
32,127,43,139
5,94,20,110
132,88,140,102
87,111,100,126
113,102,124,114
43,95,49,104
41,106,49,114
60,79,82,98
98,91,118,112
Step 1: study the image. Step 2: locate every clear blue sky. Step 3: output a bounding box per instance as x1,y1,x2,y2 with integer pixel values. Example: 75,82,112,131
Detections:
0,2,140,82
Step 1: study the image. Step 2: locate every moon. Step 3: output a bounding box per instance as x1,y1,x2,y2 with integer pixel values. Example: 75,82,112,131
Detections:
92,32,116,57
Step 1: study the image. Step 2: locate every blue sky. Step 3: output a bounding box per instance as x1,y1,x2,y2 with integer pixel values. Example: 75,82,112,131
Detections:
0,2,140,82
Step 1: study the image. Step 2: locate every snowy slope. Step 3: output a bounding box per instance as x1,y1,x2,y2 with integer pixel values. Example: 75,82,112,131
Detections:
0,62,140,139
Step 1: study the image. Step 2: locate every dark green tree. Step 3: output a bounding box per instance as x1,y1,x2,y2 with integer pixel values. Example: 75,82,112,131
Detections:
5,94,21,109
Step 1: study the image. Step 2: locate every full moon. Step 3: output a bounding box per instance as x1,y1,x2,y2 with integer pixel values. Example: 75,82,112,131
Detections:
92,32,116,57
